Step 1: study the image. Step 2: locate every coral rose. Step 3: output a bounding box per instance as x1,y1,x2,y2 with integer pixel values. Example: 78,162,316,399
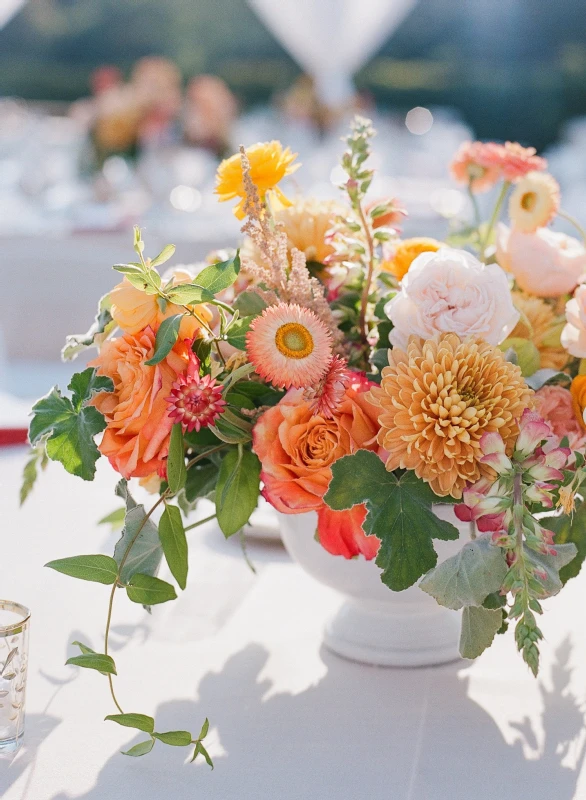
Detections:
109,271,212,337
89,327,188,479
535,384,586,449
497,224,586,298
385,247,519,349
252,377,382,559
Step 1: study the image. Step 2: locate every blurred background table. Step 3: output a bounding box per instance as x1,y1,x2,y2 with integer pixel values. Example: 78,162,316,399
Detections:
1,446,586,800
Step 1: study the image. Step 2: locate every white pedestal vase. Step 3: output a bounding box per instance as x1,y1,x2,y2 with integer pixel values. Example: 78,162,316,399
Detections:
278,505,469,667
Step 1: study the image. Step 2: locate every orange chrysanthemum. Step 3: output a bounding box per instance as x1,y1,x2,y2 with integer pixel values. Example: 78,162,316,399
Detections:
215,141,299,219
381,237,442,281
368,334,533,498
511,291,568,371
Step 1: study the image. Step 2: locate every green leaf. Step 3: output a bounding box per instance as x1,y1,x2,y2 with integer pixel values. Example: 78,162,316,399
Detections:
547,503,586,584
114,481,163,583
184,463,218,504
226,316,254,350
459,606,504,659
122,739,155,757
167,423,187,494
324,450,459,590
370,348,389,372
46,554,118,585
98,507,126,531
198,717,210,740
105,713,155,733
159,505,188,590
126,574,177,605
215,448,261,537
195,252,240,294
150,244,176,267
523,543,578,598
234,290,267,316
152,730,192,746
71,640,97,655
525,369,570,391
166,284,214,305
419,535,508,610
20,440,48,505
66,653,117,675
498,338,540,377
28,369,114,481
62,294,115,361
144,315,183,366
191,741,214,767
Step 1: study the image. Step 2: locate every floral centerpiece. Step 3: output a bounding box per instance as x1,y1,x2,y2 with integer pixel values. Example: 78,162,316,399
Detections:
24,118,586,762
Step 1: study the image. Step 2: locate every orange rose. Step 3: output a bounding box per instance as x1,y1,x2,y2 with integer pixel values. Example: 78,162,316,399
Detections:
253,377,382,559
570,375,586,432
109,272,212,337
89,327,188,479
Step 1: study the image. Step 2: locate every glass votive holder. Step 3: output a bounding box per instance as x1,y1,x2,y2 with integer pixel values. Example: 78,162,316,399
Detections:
0,601,30,755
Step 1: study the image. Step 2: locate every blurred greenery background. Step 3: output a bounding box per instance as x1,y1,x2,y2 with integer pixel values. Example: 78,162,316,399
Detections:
1,0,585,150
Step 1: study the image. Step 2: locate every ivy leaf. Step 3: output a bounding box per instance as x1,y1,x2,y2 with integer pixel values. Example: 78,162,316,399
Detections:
122,739,155,757
215,448,261,537
114,481,163,583
66,653,117,675
144,315,183,366
324,450,459,590
152,730,192,746
234,290,267,316
166,284,214,305
159,505,188,590
459,606,503,659
419,535,508,610
524,543,578,597
45,554,118,585
28,369,113,481
62,294,115,361
126,574,177,605
166,423,187,494
226,316,254,350
105,713,155,734
547,503,586,584
195,252,240,294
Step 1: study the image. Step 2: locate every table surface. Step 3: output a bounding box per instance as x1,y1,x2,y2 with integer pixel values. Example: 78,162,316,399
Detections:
1,446,586,800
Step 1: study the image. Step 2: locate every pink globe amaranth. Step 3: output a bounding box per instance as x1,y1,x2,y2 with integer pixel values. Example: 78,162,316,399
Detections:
497,224,586,298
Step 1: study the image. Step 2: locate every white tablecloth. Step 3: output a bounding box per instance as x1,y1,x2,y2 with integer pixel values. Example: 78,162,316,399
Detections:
1,446,586,799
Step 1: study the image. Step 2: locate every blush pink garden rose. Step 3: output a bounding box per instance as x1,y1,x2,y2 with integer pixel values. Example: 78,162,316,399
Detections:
252,376,383,560
533,384,586,450
497,224,586,298
562,283,586,358
384,247,519,349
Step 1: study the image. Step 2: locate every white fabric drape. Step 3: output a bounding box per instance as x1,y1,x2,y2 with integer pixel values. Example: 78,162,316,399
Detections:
247,0,418,105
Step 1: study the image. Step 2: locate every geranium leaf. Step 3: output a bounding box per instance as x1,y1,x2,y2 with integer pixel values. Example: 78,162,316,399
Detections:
195,252,240,295
419,535,508,610
62,294,115,361
459,606,504,659
159,505,188,590
126,574,177,605
215,448,260,537
324,450,460,590
144,314,183,366
114,480,163,583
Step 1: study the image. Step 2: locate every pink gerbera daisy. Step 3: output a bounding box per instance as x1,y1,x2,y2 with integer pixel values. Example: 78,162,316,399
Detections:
166,351,226,432
450,141,503,193
498,141,547,182
246,302,332,389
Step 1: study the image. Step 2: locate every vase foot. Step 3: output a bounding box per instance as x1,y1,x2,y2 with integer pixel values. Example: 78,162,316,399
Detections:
323,599,462,668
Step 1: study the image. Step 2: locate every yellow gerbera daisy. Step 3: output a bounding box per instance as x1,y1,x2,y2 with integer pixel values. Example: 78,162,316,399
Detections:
380,237,442,281
508,171,560,233
215,141,299,219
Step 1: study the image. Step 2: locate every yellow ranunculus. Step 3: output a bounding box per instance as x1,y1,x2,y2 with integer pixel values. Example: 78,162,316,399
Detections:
215,141,299,219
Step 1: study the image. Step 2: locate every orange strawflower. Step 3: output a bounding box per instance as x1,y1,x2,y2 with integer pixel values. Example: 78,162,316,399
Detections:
369,334,532,498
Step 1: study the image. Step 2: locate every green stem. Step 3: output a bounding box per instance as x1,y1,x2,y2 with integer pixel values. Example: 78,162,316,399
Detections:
468,182,481,230
480,181,510,262
558,209,586,244
184,513,217,532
